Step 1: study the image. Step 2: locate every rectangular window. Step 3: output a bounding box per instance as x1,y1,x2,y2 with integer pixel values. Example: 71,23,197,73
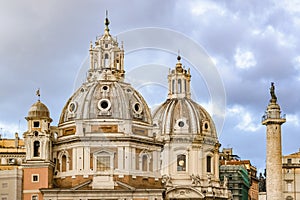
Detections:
287,182,292,192
32,174,39,182
177,154,186,171
287,158,292,164
33,121,40,128
142,155,148,171
2,197,8,200
2,183,8,188
97,156,110,171
207,156,212,173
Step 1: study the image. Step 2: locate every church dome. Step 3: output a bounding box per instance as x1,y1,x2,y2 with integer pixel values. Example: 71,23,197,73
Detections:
153,98,217,138
152,56,217,139
27,100,51,119
59,16,151,126
59,80,152,125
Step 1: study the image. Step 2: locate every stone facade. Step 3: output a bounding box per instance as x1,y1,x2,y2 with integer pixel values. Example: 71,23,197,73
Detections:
282,150,300,200
0,133,25,200
0,168,23,200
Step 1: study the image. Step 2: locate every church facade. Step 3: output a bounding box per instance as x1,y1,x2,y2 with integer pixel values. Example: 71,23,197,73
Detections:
21,16,232,200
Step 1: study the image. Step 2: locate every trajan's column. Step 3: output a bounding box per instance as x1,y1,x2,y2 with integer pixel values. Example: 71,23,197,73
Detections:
262,82,286,200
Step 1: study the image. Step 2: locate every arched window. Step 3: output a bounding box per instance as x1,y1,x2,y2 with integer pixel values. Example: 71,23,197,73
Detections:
207,156,212,173
62,155,67,172
172,80,175,94
177,154,186,171
104,53,109,67
116,59,120,70
139,151,151,172
178,79,182,93
33,141,40,157
142,154,148,171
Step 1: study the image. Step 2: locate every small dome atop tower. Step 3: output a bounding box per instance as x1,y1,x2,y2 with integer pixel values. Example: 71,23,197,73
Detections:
26,100,51,120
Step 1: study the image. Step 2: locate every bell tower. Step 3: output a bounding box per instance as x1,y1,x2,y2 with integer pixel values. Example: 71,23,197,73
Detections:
262,82,286,200
22,94,54,200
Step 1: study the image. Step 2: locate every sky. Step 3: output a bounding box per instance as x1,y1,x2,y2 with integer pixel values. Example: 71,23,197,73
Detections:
1,0,300,173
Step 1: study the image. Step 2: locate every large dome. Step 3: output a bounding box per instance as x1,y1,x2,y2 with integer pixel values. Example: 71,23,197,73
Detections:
152,98,217,138
59,80,152,125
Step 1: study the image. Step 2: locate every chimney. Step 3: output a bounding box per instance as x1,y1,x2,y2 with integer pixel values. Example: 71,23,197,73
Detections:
15,132,19,148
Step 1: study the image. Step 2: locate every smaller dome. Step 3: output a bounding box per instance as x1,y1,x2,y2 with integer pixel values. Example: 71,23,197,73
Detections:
152,98,217,138
27,100,51,119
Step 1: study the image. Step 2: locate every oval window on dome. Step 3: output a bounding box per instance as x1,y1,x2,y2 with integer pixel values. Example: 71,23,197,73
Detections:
68,102,77,113
178,121,185,127
98,99,111,111
204,122,209,130
132,102,143,114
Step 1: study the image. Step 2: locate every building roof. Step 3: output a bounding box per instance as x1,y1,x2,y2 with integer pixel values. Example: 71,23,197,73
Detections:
0,138,24,148
283,150,300,158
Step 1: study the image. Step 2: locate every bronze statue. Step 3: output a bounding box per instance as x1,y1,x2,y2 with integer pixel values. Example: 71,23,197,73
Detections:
270,82,277,103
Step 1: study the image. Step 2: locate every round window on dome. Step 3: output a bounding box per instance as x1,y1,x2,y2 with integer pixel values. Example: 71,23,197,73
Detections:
178,121,185,127
98,99,111,111
132,102,143,114
102,85,109,91
68,102,77,113
101,101,108,109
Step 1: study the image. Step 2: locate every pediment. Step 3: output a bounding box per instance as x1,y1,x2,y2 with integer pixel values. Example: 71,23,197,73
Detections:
166,186,204,199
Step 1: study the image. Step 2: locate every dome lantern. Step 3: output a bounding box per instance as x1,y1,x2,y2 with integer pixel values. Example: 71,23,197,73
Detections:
88,11,125,82
167,56,191,99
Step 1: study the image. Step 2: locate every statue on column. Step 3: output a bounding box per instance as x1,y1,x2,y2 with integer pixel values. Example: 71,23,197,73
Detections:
270,82,277,103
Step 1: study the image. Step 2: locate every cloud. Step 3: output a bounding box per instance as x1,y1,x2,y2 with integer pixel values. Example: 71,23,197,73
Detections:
227,105,261,132
286,114,300,127
234,48,257,69
293,56,300,70
189,0,225,16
